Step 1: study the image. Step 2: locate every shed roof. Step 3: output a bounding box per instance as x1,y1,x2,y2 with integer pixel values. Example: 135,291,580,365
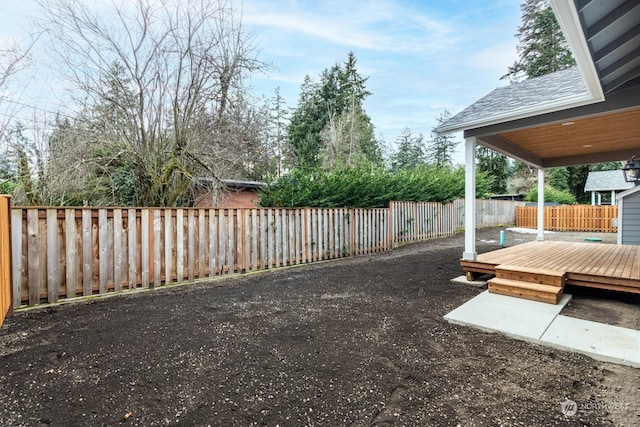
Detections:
584,170,633,192
195,178,266,190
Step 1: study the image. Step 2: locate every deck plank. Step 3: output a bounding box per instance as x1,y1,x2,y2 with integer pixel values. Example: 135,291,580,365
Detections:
461,240,640,295
548,243,595,272
589,244,624,276
568,243,615,274
630,249,640,280
536,242,584,270
621,246,637,279
604,245,633,278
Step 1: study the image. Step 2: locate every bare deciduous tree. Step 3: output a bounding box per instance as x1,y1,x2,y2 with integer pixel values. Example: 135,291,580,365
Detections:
37,0,266,206
0,39,33,145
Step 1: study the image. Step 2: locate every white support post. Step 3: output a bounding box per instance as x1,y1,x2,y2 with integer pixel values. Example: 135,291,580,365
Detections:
611,190,616,206
591,191,595,206
617,196,623,244
537,167,545,241
463,137,476,260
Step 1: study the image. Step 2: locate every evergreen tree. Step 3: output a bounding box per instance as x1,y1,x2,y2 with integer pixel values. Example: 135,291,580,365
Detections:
288,74,328,170
4,123,41,205
268,87,289,177
287,52,379,170
494,0,577,193
327,51,380,167
0,141,17,194
567,164,592,204
428,110,458,167
476,146,508,194
391,127,426,170
501,0,614,203
502,0,575,82
547,167,570,191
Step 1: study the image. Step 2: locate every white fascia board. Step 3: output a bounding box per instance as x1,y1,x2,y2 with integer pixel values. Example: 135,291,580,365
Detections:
617,184,640,201
438,1,606,136
437,92,598,135
549,0,605,101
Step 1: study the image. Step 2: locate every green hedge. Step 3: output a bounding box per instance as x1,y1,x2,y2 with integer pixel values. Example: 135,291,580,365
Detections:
525,186,576,205
259,163,491,208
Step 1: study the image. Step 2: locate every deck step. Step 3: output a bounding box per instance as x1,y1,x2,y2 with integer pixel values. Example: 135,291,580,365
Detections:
495,264,566,287
488,278,563,304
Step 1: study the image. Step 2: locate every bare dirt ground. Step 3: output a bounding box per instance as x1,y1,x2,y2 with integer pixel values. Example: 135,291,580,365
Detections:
0,227,638,426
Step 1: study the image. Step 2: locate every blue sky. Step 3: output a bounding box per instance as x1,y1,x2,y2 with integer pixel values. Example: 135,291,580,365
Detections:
0,0,522,163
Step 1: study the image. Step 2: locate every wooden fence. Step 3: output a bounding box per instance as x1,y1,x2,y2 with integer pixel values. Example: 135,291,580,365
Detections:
10,207,389,307
0,196,12,326
391,199,523,244
516,205,618,232
8,199,521,308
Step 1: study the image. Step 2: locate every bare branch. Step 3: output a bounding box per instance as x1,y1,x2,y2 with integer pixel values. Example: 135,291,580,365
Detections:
35,0,269,206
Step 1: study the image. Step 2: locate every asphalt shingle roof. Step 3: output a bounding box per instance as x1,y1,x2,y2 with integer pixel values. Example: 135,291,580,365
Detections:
437,67,587,132
584,170,633,192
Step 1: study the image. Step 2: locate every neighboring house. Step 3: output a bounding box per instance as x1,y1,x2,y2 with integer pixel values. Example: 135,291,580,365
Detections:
436,0,640,260
194,179,265,209
617,185,640,244
584,170,633,205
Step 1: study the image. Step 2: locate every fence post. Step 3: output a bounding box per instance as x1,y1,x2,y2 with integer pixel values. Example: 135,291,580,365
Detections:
241,209,247,272
388,201,393,248
0,195,13,325
387,202,392,249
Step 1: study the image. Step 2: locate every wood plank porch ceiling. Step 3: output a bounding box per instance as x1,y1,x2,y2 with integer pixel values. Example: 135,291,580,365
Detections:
461,240,640,295
497,107,640,163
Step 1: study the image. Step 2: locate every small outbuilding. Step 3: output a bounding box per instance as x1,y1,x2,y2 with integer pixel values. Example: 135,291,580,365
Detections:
584,170,633,205
616,184,640,245
193,178,265,208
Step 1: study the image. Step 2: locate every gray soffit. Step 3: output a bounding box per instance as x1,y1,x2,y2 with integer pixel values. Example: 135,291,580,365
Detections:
583,170,634,192
578,0,640,95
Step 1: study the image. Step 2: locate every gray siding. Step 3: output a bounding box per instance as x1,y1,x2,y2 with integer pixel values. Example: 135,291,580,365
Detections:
622,191,640,245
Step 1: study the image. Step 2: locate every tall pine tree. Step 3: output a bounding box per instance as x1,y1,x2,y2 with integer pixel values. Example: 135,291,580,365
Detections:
428,110,458,167
502,0,575,82
502,0,620,202
287,52,379,170
477,146,508,194
287,74,326,170
391,127,426,170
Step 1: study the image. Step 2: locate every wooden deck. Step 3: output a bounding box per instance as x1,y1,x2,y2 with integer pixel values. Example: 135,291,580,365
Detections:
461,241,640,295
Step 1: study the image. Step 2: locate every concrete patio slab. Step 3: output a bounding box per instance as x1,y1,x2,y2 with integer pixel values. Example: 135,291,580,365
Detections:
450,275,487,288
444,291,571,339
444,290,640,368
542,315,640,368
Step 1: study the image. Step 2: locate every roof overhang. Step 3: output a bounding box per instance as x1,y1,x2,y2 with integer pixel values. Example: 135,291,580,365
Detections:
437,0,640,169
466,86,640,168
617,183,640,200
436,91,597,135
549,0,604,101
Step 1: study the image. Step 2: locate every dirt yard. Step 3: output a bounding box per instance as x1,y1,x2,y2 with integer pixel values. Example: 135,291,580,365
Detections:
0,228,638,426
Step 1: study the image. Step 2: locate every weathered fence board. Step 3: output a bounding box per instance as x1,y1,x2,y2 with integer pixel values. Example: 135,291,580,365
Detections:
0,196,13,326
7,199,520,307
516,205,618,232
389,199,518,245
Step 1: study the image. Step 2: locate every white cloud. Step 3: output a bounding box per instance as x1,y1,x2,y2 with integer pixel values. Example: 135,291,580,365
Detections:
243,0,458,54
0,0,522,157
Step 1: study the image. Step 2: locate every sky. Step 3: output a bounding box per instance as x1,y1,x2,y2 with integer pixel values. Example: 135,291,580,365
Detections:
0,0,522,164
